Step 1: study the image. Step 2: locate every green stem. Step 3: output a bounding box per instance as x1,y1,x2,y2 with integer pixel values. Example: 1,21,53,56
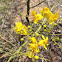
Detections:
50,34,62,35
33,25,42,36
50,0,60,11
7,41,28,62
53,41,61,48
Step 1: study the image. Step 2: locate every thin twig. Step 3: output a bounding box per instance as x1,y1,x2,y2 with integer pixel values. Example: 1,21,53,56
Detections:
50,34,62,35
0,34,15,47
26,0,30,23
50,0,60,11
30,0,46,8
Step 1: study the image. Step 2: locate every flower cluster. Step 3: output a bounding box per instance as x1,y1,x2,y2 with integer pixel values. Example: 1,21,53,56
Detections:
32,7,59,24
14,22,28,35
32,11,43,24
40,7,52,19
49,11,59,24
26,35,48,59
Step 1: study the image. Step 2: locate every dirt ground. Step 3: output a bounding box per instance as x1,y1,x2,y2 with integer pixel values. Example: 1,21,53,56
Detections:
0,0,62,62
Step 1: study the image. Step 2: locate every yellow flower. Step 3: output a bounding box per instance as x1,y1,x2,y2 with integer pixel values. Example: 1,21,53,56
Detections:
34,14,43,24
22,30,27,35
15,22,22,27
14,22,28,35
28,43,40,53
14,22,22,34
26,51,34,58
31,37,37,44
49,11,59,24
26,36,48,59
34,56,39,60
53,10,59,20
35,48,40,53
31,10,36,16
29,43,38,48
38,35,48,50
27,37,40,54
40,7,52,18
49,14,54,24
22,25,28,31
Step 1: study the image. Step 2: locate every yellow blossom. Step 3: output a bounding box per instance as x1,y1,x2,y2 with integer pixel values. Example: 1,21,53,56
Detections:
40,7,52,18
31,37,37,44
28,37,40,53
38,35,48,50
14,23,22,34
31,10,36,16
29,43,38,48
27,37,40,59
14,22,28,35
49,11,59,24
28,43,40,53
27,35,49,59
33,14,43,24
53,10,59,20
22,30,27,35
22,25,28,31
34,48,40,53
15,22,22,27
26,51,34,58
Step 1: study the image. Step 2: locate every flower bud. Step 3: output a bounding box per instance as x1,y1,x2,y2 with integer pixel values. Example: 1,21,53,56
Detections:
34,56,39,60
